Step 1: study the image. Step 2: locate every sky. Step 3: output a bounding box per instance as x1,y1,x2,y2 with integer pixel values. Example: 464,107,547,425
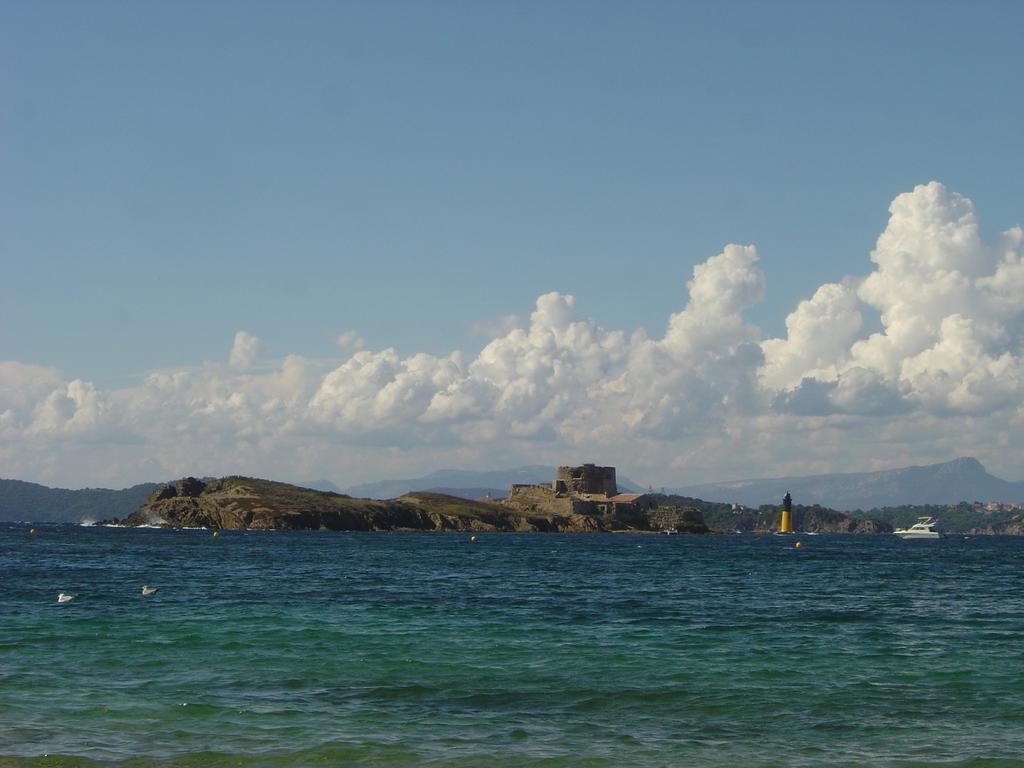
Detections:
2,1,1024,490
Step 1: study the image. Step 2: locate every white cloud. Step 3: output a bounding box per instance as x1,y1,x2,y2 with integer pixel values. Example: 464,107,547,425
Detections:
764,181,1024,418
582,244,767,441
28,379,108,436
309,349,464,434
228,331,264,370
2,182,1022,489
467,292,627,437
760,281,863,390
0,362,65,434
898,315,1022,414
335,330,366,353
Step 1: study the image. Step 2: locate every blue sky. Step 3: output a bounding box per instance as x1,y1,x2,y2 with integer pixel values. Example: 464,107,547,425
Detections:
2,1,1024,488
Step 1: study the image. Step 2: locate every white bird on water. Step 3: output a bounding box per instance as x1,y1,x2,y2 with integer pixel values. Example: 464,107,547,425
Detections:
57,592,74,603
141,585,159,596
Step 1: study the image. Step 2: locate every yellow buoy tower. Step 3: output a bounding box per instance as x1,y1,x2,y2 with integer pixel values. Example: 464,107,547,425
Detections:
780,491,793,534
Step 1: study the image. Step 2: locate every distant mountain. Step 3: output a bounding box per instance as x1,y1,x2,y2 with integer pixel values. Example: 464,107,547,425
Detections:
0,478,160,523
299,479,343,494
346,466,642,500
669,457,1024,510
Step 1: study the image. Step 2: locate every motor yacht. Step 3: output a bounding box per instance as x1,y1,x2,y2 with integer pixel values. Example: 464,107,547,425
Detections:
893,516,942,540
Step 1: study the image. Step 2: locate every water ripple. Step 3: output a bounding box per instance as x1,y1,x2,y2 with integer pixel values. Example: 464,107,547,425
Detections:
2,527,1023,766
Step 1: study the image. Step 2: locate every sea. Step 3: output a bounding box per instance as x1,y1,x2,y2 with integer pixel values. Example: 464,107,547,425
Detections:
2,524,1023,768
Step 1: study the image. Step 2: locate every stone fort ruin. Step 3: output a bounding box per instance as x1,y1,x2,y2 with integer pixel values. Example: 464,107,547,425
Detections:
553,464,619,496
505,463,654,518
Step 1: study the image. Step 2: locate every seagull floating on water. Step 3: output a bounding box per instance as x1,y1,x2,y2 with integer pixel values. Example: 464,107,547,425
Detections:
57,592,74,603
141,585,159,596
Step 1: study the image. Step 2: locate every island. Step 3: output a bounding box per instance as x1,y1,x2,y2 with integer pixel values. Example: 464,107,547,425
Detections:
101,475,707,533
103,464,896,534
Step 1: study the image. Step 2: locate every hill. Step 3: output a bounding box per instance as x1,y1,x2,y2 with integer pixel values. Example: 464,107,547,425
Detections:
0,478,159,523
669,458,1024,510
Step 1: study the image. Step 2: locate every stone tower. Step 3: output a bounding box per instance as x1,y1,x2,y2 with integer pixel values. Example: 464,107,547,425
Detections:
553,464,618,496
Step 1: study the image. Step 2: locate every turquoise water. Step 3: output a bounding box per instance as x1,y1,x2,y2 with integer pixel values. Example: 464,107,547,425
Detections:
2,525,1024,767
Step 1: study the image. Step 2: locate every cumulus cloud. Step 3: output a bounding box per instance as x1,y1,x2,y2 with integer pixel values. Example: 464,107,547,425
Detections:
28,379,108,436
761,281,863,390
763,181,1024,418
0,362,64,417
2,181,1023,488
466,292,627,438
309,349,465,434
308,291,630,443
585,244,767,440
228,331,264,370
335,330,366,353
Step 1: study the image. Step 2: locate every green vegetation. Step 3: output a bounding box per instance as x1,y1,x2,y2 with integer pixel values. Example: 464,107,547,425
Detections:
861,502,1024,534
647,492,1024,534
648,494,890,533
646,505,709,534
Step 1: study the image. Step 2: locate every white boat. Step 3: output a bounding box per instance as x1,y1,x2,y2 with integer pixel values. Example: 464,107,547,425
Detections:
893,516,942,540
